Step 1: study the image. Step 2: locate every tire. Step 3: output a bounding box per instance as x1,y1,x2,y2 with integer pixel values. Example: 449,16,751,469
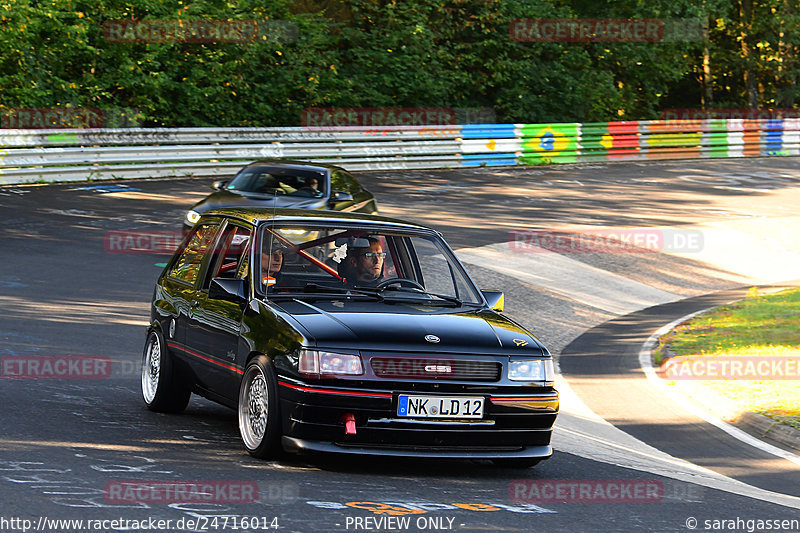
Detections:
491,458,542,469
141,329,191,413
238,355,281,458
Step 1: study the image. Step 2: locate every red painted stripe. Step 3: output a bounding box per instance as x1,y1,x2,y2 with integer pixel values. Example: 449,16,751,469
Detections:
297,248,342,279
168,342,244,375
278,380,392,398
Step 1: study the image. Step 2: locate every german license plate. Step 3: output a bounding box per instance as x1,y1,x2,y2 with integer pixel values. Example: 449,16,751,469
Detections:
397,395,484,419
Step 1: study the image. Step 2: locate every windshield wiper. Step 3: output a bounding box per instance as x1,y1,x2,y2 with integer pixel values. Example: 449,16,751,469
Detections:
352,285,463,307
268,283,384,301
305,283,385,300
421,291,468,306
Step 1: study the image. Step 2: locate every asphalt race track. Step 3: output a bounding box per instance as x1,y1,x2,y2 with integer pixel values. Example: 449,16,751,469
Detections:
560,288,800,497
1,157,800,532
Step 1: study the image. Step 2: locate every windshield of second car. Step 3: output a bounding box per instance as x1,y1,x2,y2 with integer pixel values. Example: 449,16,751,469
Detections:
226,167,326,198
256,224,482,305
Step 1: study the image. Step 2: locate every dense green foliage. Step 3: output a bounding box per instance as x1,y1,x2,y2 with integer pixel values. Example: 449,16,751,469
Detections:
1,0,797,126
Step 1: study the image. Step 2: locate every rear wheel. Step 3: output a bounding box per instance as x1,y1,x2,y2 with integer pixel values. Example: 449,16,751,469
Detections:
141,329,191,413
238,355,281,458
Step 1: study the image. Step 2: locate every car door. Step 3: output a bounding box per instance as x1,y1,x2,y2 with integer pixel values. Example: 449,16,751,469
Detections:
161,220,223,384
183,221,253,401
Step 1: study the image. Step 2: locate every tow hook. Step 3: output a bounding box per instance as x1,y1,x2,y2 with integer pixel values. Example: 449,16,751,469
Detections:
342,413,357,435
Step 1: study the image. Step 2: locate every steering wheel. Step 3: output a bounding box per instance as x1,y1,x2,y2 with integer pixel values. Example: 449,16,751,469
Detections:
376,278,425,291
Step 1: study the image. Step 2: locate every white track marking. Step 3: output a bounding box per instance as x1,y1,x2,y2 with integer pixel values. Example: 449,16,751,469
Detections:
456,242,681,315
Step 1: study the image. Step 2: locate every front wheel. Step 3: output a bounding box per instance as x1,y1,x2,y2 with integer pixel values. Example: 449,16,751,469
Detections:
141,329,191,413
238,355,281,458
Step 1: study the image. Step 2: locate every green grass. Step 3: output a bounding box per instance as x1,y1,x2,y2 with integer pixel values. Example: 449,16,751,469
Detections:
655,287,800,430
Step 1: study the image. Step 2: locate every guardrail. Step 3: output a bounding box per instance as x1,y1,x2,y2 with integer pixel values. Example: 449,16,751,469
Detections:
1,119,799,184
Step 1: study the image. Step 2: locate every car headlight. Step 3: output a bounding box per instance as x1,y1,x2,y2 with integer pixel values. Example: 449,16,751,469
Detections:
185,210,201,225
299,349,363,377
508,359,554,383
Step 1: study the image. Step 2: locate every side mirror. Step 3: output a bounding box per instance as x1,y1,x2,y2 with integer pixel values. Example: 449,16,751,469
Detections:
329,190,354,203
211,180,228,191
481,290,504,312
209,278,246,303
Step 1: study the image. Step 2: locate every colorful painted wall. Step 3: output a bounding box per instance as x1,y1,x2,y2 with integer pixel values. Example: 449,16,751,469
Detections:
463,119,800,166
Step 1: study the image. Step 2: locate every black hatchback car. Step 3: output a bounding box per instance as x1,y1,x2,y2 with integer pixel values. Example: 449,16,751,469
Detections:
183,160,378,232
143,208,558,467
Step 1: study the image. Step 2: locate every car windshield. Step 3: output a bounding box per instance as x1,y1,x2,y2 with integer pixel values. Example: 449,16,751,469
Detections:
226,167,326,198
256,223,483,306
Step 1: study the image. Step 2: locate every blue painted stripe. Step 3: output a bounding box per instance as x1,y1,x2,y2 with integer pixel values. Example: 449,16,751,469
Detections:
460,124,517,139
765,120,783,153
765,119,784,131
461,153,517,166
70,184,143,192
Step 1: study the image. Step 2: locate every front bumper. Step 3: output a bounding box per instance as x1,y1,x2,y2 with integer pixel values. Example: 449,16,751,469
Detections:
276,378,558,458
283,437,552,459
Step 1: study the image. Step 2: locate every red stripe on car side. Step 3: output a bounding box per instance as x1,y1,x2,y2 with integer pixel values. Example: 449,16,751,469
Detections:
168,342,244,375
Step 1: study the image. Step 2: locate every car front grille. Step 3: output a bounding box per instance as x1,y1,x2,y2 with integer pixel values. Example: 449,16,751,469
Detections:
369,357,501,382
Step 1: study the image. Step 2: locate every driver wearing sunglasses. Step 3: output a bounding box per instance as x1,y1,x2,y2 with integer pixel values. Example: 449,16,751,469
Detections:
347,237,386,286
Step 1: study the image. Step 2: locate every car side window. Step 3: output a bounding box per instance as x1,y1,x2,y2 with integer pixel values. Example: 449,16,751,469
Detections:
168,223,220,285
330,170,360,195
202,224,252,289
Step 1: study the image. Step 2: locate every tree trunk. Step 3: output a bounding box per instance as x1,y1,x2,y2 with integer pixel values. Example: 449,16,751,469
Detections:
703,29,713,106
739,0,758,109
777,0,797,108
699,4,712,108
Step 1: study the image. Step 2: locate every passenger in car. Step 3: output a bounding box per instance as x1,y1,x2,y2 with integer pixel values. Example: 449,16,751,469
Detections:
261,241,285,288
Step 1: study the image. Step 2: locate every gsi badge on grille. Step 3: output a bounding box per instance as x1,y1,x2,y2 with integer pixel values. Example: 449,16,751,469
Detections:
370,357,502,381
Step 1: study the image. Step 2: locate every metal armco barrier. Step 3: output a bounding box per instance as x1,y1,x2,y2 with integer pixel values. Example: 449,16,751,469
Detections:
1,120,799,184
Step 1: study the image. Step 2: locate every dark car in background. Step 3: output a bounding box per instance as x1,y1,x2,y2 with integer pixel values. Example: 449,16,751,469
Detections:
183,160,378,232
144,208,558,467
